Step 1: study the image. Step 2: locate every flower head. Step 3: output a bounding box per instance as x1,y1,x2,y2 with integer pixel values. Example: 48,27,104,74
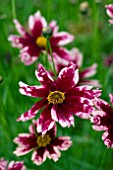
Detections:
53,47,101,87
18,63,101,134
105,4,113,24
13,121,72,166
8,11,74,65
0,158,26,170
91,94,113,148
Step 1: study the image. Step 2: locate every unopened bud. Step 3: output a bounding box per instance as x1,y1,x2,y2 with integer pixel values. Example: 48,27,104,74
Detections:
42,27,52,38
80,1,89,15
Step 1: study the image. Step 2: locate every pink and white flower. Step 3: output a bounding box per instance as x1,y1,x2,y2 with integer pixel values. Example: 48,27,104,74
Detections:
8,11,74,65
17,63,101,134
91,94,113,148
0,158,26,170
13,121,72,166
105,4,113,24
53,48,101,87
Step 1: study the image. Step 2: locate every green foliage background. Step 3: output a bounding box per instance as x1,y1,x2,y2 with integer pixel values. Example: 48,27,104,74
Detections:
0,0,113,169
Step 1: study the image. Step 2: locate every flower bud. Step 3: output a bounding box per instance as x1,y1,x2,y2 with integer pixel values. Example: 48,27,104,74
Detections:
80,1,89,15
42,27,52,38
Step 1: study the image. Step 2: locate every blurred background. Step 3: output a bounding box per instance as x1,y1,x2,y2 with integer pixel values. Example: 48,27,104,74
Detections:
0,0,113,169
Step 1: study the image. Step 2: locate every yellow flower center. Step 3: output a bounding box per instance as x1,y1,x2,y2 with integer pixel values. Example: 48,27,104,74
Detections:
36,36,47,48
37,134,51,147
47,91,65,104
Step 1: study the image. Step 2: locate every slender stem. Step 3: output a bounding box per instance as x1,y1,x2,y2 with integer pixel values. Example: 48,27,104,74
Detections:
45,42,49,70
32,122,38,138
47,39,57,78
99,148,108,170
11,0,17,19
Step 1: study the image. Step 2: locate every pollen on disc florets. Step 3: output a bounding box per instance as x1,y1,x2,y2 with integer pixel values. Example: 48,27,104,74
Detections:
47,91,65,104
35,36,47,48
37,134,51,147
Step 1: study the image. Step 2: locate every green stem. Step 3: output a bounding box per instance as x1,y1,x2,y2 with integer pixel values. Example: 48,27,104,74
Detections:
45,41,49,70
11,0,17,19
32,122,38,138
47,39,57,78
99,148,108,170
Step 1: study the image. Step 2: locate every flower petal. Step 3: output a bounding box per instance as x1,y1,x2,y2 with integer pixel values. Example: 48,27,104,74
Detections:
65,97,93,119
109,93,113,105
79,63,97,78
28,11,47,37
8,35,27,48
17,99,47,122
36,64,55,91
109,19,113,24
31,148,47,165
8,161,26,170
91,107,113,129
102,129,113,148
52,47,73,60
13,19,30,38
0,158,8,170
105,4,113,19
94,98,112,113
37,105,55,135
13,133,37,156
51,31,74,46
19,81,49,98
52,136,72,151
56,63,79,92
20,45,41,65
46,145,61,162
51,104,74,127
68,48,83,67
67,86,101,99
79,79,101,88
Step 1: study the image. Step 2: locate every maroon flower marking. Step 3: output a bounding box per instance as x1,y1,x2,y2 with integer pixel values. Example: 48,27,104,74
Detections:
53,47,101,87
91,94,113,148
18,63,101,134
0,158,26,170
13,121,72,166
8,11,74,65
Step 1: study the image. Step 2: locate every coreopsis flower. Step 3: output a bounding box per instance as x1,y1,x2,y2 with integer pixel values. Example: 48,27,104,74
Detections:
18,63,101,134
53,48,101,87
13,121,72,166
8,11,74,65
0,158,26,170
105,4,113,24
91,94,113,148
